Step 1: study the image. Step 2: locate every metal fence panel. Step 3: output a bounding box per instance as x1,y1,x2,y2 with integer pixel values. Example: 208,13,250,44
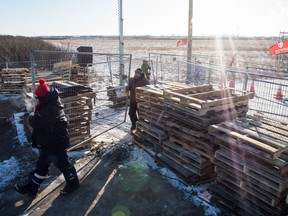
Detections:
28,50,132,148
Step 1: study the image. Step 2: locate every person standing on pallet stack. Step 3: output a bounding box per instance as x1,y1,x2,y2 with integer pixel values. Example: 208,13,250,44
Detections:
15,78,80,198
126,68,150,132
141,59,152,80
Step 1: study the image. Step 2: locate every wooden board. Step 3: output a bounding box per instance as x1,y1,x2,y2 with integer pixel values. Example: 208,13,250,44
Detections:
214,149,288,193
209,116,288,159
211,182,288,216
164,86,253,113
136,120,168,141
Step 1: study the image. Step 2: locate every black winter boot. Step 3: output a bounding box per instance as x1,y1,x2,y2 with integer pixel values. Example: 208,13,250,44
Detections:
14,181,39,198
60,178,80,195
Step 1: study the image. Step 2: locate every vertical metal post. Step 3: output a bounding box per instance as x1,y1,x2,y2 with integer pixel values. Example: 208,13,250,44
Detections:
186,0,193,84
119,0,125,85
160,54,163,81
156,56,158,82
30,51,37,111
177,61,180,82
30,51,36,96
107,55,113,85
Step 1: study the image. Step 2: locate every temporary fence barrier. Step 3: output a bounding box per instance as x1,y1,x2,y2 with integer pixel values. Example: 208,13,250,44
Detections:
27,50,132,148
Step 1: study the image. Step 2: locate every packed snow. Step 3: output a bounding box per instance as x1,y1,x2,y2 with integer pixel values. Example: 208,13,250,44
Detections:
0,156,20,189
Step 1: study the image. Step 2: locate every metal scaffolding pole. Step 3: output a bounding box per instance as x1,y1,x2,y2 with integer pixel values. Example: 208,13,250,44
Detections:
119,0,125,85
186,0,193,84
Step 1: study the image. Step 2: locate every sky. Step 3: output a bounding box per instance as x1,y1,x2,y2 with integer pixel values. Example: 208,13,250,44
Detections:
0,0,287,37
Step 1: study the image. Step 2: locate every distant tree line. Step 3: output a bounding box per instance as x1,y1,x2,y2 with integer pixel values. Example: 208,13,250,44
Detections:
0,35,60,62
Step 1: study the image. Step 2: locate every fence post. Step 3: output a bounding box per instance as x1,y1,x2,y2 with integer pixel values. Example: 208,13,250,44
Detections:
208,58,213,84
177,61,180,82
243,68,248,91
107,55,113,85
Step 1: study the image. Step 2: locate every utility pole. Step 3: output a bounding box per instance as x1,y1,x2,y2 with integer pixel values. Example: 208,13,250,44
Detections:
119,0,125,85
186,0,193,84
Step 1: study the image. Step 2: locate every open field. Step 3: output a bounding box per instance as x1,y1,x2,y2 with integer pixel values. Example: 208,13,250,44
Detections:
48,37,278,68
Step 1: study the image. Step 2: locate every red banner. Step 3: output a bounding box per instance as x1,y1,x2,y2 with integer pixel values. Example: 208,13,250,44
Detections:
269,40,288,55
176,38,188,47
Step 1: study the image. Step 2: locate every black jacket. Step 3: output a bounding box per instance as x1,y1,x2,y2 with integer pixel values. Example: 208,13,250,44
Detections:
29,87,70,149
128,74,150,102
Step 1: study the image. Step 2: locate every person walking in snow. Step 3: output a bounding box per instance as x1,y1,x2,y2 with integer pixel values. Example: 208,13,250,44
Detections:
15,78,80,198
126,68,150,132
141,59,151,80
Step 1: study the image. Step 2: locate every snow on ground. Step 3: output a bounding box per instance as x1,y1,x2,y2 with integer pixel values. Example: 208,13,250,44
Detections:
13,112,29,146
0,156,20,189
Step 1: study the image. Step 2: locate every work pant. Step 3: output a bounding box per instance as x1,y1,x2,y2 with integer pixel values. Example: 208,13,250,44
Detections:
128,101,138,127
30,148,78,186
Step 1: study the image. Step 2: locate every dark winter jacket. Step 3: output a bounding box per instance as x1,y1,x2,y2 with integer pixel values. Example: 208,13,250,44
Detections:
141,62,151,76
29,87,70,149
127,74,150,102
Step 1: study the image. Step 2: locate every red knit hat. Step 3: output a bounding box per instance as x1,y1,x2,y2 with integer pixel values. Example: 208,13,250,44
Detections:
34,78,50,97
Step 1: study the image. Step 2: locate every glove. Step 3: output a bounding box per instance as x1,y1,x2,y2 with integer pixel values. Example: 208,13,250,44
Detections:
125,86,129,96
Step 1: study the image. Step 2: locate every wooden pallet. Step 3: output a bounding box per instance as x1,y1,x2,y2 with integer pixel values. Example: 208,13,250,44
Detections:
162,140,214,177
211,182,288,216
0,68,30,94
136,120,168,141
209,116,288,160
164,85,253,115
155,153,216,184
138,103,167,129
214,149,288,195
164,103,247,129
167,132,215,159
132,131,158,156
53,60,71,80
132,130,163,153
135,86,164,105
1,68,29,74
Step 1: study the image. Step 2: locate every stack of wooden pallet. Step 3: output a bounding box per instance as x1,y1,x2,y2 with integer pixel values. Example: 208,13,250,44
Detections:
53,60,72,81
0,68,29,94
160,85,252,183
51,81,96,147
132,84,253,184
23,73,63,96
69,65,89,86
163,84,252,129
133,84,187,154
160,119,217,184
133,86,168,154
209,114,288,216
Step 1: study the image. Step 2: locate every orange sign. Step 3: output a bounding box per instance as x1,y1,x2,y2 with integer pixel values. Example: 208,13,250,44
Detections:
269,40,288,55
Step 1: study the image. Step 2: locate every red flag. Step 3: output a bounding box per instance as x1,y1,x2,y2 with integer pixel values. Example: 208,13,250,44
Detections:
269,40,288,55
176,38,188,47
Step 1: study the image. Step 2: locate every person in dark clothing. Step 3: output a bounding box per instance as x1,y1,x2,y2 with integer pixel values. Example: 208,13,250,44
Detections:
141,59,152,80
127,68,150,131
15,78,80,198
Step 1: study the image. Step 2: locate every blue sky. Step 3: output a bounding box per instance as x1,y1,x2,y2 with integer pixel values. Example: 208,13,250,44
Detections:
1,0,287,37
